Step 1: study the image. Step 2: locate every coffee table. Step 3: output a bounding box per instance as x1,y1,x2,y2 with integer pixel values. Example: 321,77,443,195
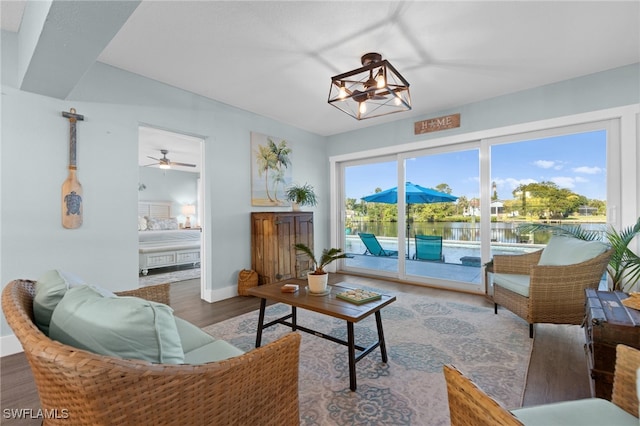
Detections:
247,279,396,391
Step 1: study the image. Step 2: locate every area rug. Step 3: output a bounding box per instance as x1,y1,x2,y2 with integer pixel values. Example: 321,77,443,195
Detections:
202,286,533,426
139,268,200,286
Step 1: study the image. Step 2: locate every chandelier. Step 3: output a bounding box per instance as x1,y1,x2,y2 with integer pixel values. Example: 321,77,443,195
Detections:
328,52,411,120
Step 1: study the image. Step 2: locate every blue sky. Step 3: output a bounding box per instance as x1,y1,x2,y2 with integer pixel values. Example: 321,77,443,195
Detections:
345,130,607,201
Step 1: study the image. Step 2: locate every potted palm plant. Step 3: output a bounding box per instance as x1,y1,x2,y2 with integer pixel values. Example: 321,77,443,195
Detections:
294,243,349,294
285,183,318,211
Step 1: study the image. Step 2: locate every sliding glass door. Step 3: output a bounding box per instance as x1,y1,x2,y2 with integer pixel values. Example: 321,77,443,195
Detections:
336,119,615,294
343,158,400,274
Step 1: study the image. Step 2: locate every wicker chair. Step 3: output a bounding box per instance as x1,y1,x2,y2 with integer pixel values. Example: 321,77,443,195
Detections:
444,344,640,425
492,248,613,338
2,279,301,426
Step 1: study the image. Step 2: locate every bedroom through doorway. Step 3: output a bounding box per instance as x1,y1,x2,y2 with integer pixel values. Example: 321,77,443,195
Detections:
137,125,205,290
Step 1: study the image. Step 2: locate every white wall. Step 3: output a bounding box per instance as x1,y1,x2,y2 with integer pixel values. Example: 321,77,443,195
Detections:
0,33,328,344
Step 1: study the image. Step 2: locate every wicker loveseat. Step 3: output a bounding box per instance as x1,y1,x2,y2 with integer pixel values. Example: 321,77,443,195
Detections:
444,344,640,425
2,279,301,425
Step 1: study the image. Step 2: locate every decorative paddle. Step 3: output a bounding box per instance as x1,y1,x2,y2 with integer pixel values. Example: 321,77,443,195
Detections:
61,108,84,229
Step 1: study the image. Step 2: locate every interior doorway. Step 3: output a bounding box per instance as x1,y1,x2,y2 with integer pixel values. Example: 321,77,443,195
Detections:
137,125,205,293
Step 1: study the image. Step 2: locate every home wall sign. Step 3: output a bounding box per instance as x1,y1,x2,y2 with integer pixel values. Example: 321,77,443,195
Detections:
414,113,460,135
61,108,84,229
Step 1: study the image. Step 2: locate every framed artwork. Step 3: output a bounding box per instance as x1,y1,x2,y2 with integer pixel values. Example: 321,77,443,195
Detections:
251,132,293,206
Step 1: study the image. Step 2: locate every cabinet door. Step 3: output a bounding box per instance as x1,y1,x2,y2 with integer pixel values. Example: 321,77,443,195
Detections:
251,214,274,285
295,213,314,278
275,215,296,281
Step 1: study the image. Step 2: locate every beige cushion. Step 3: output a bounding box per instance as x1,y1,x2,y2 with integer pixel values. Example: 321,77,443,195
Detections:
493,273,531,297
538,236,608,266
49,286,184,364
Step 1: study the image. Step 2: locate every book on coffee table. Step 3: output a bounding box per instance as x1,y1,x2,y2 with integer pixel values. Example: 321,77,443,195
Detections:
336,288,382,304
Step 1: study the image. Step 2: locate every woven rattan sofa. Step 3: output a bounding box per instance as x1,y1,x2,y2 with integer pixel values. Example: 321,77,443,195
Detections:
492,236,613,338
2,279,301,425
444,344,640,425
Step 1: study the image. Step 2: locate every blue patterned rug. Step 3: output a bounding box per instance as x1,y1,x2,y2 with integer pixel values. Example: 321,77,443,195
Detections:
202,285,532,426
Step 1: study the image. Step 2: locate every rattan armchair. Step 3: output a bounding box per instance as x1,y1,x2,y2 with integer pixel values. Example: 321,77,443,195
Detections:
2,279,301,426
492,247,613,338
444,344,640,425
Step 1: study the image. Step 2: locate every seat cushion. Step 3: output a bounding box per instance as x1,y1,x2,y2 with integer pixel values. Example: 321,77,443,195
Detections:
33,269,115,335
174,316,216,353
493,273,531,297
512,397,638,426
49,285,184,364
538,235,608,266
183,340,245,364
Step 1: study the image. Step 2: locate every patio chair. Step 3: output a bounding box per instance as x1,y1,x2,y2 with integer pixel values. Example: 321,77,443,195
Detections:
444,344,639,425
413,235,445,262
492,235,613,338
358,233,398,257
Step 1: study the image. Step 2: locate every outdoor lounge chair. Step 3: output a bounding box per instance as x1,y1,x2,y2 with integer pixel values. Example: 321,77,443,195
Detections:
414,235,445,262
359,233,398,257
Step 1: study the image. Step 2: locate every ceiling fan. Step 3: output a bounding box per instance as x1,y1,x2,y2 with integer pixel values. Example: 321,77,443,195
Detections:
146,149,196,169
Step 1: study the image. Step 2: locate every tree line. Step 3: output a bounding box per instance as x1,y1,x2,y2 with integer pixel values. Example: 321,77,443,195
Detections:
347,181,605,222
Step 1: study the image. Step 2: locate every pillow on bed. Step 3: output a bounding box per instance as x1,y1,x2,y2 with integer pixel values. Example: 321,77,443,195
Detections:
138,216,148,231
146,217,179,230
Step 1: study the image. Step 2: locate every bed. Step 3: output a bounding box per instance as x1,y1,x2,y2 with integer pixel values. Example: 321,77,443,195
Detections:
138,202,201,275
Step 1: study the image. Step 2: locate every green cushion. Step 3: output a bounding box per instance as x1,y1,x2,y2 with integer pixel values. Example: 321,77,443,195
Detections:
538,236,608,266
183,340,244,365
174,316,215,353
33,269,115,335
512,397,638,426
49,286,184,364
493,273,531,297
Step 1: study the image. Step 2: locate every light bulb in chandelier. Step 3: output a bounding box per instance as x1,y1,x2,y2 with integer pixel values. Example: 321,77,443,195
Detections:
338,84,347,99
375,70,385,89
359,102,367,115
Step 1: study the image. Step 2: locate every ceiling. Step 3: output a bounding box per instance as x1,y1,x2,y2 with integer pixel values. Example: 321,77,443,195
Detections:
2,1,639,166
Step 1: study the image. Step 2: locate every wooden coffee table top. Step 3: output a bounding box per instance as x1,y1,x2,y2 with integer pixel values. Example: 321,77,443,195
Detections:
247,279,396,322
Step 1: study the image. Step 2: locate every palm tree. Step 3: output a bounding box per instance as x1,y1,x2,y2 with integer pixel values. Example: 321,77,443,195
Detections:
255,144,277,202
268,138,291,201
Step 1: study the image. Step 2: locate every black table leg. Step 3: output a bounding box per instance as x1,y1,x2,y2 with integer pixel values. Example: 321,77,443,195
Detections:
255,298,266,348
347,321,357,391
292,306,297,331
375,311,388,363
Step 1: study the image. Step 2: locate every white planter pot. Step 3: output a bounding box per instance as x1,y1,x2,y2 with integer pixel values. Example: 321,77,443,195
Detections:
307,272,328,293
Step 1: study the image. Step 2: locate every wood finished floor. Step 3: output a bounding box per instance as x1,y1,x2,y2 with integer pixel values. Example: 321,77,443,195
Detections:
1,274,591,425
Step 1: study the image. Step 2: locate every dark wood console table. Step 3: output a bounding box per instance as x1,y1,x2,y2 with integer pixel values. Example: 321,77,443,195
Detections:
583,289,640,400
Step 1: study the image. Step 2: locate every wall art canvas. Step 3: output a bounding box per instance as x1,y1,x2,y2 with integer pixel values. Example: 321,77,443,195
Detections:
251,132,293,206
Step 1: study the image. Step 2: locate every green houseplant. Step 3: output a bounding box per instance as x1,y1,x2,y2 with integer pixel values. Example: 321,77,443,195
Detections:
294,243,349,293
285,183,318,211
517,216,640,291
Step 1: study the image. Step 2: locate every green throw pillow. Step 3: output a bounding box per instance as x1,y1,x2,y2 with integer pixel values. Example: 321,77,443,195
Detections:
49,285,184,364
33,270,116,335
538,235,608,266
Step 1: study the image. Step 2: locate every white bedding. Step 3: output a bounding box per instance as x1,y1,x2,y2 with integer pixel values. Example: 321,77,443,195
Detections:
138,229,201,244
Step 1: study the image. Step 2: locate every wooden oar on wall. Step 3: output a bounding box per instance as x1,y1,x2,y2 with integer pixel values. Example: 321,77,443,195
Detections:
61,108,84,229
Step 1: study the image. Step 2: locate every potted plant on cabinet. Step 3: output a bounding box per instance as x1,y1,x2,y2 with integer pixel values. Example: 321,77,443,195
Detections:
294,243,349,294
285,183,318,211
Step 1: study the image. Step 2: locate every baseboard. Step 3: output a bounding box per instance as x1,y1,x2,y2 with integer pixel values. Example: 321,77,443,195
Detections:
203,284,238,303
1,333,23,357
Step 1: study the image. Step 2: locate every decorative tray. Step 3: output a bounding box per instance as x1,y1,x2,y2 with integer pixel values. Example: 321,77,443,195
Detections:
336,288,382,304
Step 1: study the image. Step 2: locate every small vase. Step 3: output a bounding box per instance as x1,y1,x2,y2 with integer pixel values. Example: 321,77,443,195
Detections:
307,272,328,294
291,202,301,211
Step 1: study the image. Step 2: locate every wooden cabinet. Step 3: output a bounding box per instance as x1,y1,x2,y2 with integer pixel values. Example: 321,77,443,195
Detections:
584,289,640,400
251,212,314,285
